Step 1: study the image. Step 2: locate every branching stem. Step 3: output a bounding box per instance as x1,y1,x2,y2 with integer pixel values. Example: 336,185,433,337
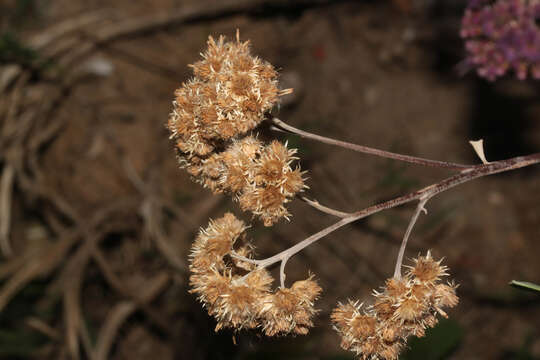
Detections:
298,196,352,218
271,118,472,170
393,196,430,279
237,152,540,270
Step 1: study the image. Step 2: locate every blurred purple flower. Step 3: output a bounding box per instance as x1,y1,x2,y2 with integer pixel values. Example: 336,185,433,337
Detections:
461,0,540,81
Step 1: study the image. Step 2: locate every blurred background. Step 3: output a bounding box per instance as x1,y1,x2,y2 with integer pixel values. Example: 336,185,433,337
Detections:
0,0,539,359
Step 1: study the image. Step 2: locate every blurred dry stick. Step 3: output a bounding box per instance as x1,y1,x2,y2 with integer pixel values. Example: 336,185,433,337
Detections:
90,245,172,333
92,272,170,360
0,164,15,256
0,229,80,311
25,317,62,341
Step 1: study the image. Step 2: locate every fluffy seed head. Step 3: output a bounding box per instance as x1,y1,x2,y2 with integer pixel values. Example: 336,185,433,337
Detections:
189,214,321,335
260,278,322,336
170,34,281,146
408,250,448,284
168,33,305,226
332,252,459,360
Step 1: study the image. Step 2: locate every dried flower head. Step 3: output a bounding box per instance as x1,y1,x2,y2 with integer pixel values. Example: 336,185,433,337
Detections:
168,33,304,226
169,33,282,151
331,252,459,360
189,212,247,273
198,136,306,226
189,213,321,334
260,277,322,336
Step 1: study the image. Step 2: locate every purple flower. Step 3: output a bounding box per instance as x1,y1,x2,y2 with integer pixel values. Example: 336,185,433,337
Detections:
461,0,540,81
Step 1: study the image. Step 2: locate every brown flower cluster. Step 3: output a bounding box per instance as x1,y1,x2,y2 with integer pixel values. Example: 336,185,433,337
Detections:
168,33,303,226
331,252,458,360
189,213,322,335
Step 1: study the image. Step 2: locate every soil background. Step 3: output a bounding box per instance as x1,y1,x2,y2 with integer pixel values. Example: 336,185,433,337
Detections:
0,0,539,359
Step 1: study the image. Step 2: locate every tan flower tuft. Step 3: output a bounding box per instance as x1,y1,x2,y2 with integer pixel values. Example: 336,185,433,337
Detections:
433,282,459,309
168,33,280,153
260,278,322,336
349,314,377,339
181,34,280,142
189,214,321,335
384,278,408,298
332,252,458,360
408,250,448,284
168,33,305,226
394,297,426,322
330,301,358,333
189,212,246,272
372,297,396,321
190,270,232,310
214,278,266,331
239,184,289,227
189,216,243,276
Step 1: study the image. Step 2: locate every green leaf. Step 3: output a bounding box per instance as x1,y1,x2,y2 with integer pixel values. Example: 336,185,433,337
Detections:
509,280,540,293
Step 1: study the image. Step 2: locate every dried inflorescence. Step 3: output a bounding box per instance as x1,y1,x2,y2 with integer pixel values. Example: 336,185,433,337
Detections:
461,0,540,81
169,33,282,153
331,252,458,360
189,213,322,334
177,32,464,356
168,33,304,226
197,137,305,226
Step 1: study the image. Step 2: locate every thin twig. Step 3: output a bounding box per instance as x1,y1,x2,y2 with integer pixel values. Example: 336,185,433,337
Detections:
271,118,472,170
280,257,289,288
0,165,15,257
238,152,540,270
123,157,188,271
393,196,429,279
0,230,80,312
299,196,353,217
92,273,169,360
25,317,61,341
58,0,266,67
63,241,91,360
90,245,171,333
29,10,110,51
92,302,136,360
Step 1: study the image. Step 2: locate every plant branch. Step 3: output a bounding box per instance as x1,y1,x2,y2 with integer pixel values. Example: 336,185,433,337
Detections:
271,118,472,170
280,257,288,288
248,152,540,270
299,196,353,217
393,196,429,279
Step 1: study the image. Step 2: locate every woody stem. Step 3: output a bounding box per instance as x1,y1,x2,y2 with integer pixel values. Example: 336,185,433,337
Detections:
244,153,540,270
270,117,472,170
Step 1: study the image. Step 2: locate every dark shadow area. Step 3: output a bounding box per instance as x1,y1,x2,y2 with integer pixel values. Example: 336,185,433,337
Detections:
468,80,538,161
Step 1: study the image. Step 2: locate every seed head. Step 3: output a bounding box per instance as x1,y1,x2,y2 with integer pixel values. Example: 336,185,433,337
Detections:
171,34,281,146
407,250,448,284
167,33,305,226
260,278,322,336
189,214,321,335
331,252,459,360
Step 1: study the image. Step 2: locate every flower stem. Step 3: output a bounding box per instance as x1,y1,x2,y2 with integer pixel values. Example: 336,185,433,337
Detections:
271,118,472,170
248,152,540,270
393,196,430,279
298,196,353,218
